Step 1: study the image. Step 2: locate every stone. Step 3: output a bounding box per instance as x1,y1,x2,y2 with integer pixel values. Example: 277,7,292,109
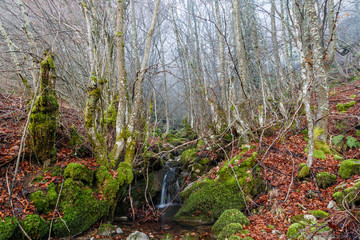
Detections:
116,227,123,234
327,200,336,209
127,231,149,240
316,172,336,189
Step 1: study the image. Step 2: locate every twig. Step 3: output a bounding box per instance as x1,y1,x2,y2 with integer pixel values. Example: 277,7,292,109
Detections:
48,180,65,239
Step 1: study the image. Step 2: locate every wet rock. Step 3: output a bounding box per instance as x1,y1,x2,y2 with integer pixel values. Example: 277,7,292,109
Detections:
98,224,116,236
127,231,149,240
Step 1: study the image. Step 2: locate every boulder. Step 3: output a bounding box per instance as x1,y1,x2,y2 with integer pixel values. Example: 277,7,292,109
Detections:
338,159,360,179
127,231,149,240
316,172,336,189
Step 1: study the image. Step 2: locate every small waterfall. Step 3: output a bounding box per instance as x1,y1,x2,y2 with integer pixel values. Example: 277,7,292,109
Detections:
157,167,181,208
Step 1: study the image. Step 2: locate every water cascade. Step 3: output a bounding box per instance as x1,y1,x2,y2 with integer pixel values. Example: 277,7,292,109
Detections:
157,167,181,209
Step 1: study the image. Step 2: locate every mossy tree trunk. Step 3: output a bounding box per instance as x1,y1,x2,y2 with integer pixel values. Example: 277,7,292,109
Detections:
28,51,59,165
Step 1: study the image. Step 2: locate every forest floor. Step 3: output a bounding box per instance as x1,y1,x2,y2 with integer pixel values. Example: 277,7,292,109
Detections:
0,78,359,239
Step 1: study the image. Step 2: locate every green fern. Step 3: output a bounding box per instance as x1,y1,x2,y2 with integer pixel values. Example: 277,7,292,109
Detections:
332,135,344,147
346,136,360,149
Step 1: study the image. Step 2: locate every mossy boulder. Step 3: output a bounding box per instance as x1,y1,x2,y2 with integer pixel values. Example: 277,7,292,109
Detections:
64,163,94,184
332,181,360,205
338,159,360,179
212,209,249,234
22,214,49,240
308,210,329,219
52,180,109,237
0,217,18,240
297,165,310,180
287,223,305,239
176,153,264,223
313,150,326,160
218,223,243,240
196,140,206,149
316,172,336,189
180,149,197,167
30,183,58,214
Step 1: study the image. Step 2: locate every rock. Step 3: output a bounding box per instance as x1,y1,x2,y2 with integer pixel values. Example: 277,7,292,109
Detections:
338,159,360,179
180,149,197,167
127,231,149,240
316,172,336,189
327,200,336,209
114,216,128,222
287,223,305,239
116,227,123,234
304,214,317,222
98,224,116,236
332,181,360,205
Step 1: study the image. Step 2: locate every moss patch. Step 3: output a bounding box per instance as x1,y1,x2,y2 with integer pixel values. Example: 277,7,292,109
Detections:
22,214,49,240
308,210,329,219
287,223,305,239
297,165,310,180
218,223,243,240
180,149,197,167
338,159,360,179
212,209,249,234
0,217,18,240
336,101,356,113
64,163,94,184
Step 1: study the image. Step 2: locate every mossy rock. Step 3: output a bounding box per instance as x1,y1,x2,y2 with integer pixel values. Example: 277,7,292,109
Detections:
180,149,197,167
332,181,360,205
218,223,243,240
297,165,310,180
0,217,18,240
287,223,305,239
97,223,116,236
316,172,336,189
338,159,360,179
52,181,109,237
334,155,344,161
30,191,48,214
64,163,94,184
22,214,49,240
308,210,329,219
212,209,249,234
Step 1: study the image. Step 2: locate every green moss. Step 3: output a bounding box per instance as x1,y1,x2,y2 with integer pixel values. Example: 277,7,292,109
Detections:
332,181,360,205
218,223,243,240
287,223,305,239
30,191,48,214
180,149,197,167
336,101,356,112
124,137,136,163
47,183,58,207
52,181,108,237
22,214,49,240
297,165,310,180
64,163,94,184
102,102,117,126
212,209,249,234
316,172,336,189
313,150,326,160
338,159,360,179
117,162,133,185
350,95,356,99
308,210,329,219
0,217,18,240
